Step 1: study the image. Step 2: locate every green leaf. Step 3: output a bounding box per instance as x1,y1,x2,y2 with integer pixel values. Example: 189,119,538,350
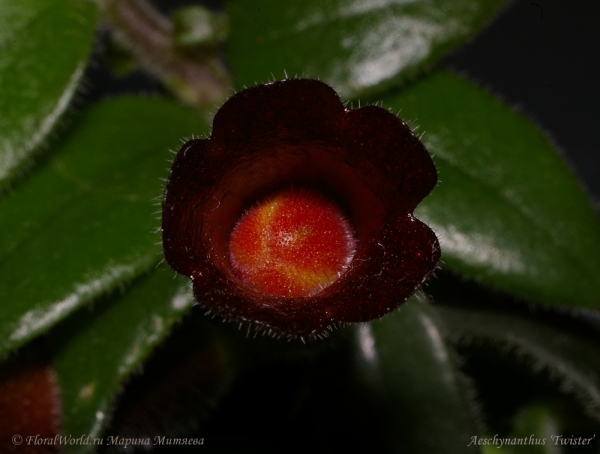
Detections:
381,71,600,308
349,299,481,453
225,0,508,99
0,97,209,357
434,305,600,421
53,271,194,453
0,0,97,190
211,301,481,452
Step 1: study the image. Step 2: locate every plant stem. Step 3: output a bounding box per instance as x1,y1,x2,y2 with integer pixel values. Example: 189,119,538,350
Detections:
99,0,231,107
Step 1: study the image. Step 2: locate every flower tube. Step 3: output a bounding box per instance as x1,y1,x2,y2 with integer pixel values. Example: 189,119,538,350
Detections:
162,79,440,338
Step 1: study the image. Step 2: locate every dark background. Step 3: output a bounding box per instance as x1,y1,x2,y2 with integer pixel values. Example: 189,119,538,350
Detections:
444,0,600,201
86,0,600,200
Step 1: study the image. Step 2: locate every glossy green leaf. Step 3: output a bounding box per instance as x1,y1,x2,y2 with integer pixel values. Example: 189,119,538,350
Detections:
210,300,481,452
226,0,507,99
349,299,482,453
0,97,209,357
434,305,600,421
0,0,97,190
381,71,600,308
53,271,194,453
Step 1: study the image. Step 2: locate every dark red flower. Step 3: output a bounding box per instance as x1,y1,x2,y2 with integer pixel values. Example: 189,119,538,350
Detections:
0,361,60,454
162,78,440,339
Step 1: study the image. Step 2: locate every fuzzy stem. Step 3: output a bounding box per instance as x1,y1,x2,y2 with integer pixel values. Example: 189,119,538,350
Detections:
99,0,231,107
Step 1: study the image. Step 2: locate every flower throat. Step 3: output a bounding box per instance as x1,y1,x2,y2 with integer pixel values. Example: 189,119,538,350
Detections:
228,188,357,297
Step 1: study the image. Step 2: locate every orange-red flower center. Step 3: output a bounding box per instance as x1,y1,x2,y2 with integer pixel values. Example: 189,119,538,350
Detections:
228,188,356,297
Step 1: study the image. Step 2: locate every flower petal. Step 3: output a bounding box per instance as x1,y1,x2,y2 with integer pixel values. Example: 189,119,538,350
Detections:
163,79,439,337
